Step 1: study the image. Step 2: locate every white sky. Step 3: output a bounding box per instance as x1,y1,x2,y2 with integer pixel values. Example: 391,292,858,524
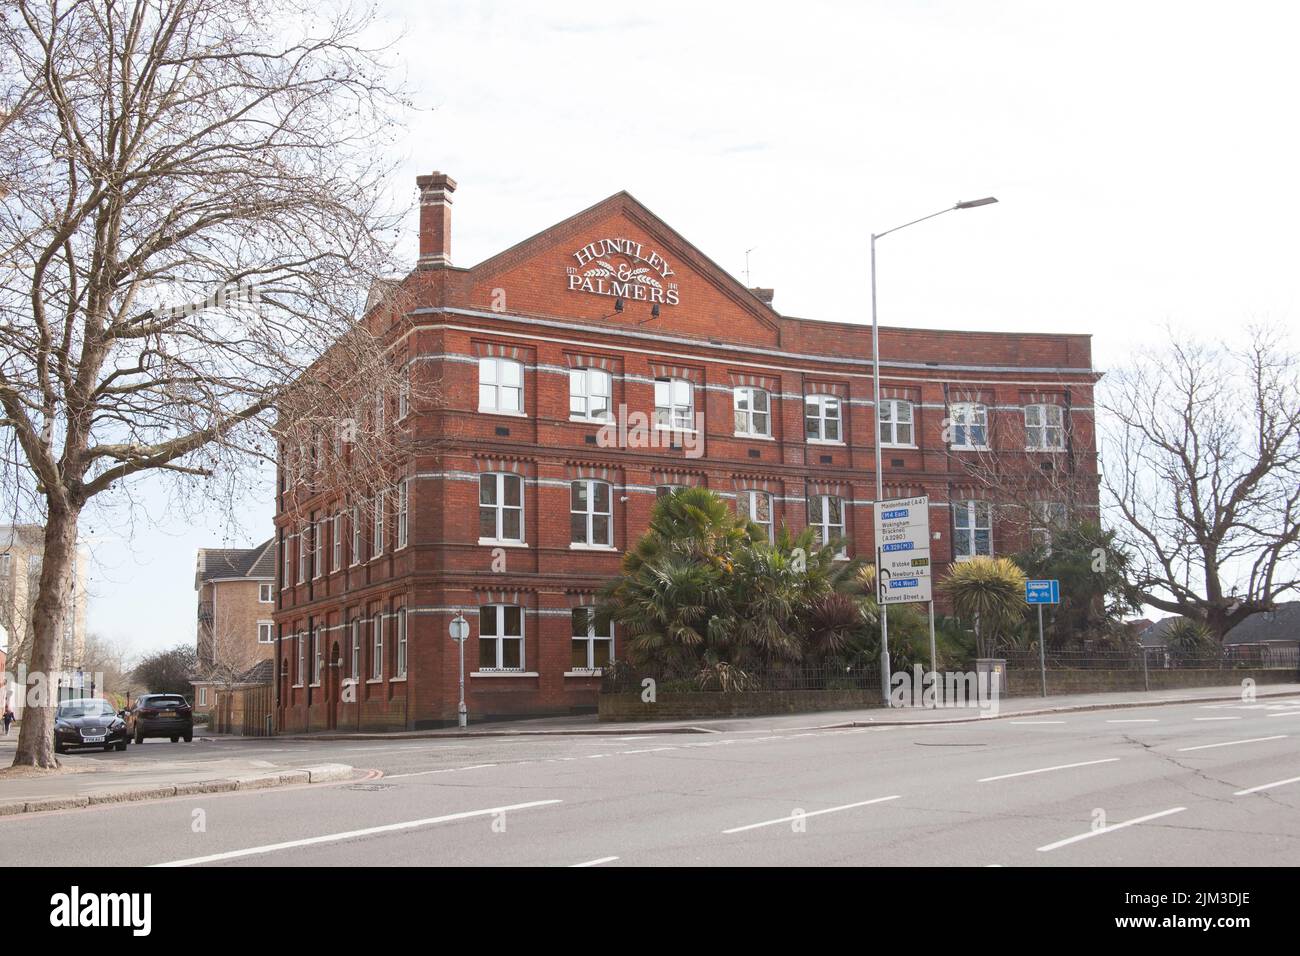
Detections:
83,0,1300,657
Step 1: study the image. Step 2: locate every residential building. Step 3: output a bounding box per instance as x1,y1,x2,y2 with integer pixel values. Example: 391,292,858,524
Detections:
274,171,1100,730
0,524,89,712
191,540,277,717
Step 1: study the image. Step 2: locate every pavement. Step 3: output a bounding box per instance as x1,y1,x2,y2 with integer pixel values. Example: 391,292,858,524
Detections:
276,681,1300,737
1,683,1298,866
0,733,357,814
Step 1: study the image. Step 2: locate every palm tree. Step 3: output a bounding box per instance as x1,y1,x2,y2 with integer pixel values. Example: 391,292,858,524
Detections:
939,557,1028,658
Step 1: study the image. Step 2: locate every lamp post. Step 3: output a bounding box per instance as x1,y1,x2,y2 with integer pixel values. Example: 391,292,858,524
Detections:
871,196,998,705
448,612,470,728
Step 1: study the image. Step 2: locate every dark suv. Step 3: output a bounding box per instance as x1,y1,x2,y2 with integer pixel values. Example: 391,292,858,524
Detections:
126,693,194,744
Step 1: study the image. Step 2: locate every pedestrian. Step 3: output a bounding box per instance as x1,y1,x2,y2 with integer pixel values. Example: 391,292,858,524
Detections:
2,690,14,736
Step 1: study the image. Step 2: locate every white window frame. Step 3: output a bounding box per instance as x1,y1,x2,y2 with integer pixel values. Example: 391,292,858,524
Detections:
655,484,684,499
1025,403,1065,451
733,386,772,438
478,604,525,671
398,364,410,420
654,377,695,431
372,490,385,559
478,356,524,414
197,687,207,706
396,480,409,550
949,402,989,450
310,626,323,686
808,494,847,556
953,499,993,560
297,525,310,584
394,607,407,679
569,367,613,422
350,618,361,681
259,582,273,603
371,612,384,681
1030,501,1067,554
314,517,327,579
281,537,292,589
295,631,305,687
738,490,774,542
351,505,362,565
570,479,613,548
879,399,915,447
570,607,614,672
479,472,525,544
257,621,274,645
805,394,842,443
332,513,343,571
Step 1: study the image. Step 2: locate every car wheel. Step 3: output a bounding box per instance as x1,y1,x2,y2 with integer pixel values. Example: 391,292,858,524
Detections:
184,734,193,743
170,736,178,743
115,741,127,752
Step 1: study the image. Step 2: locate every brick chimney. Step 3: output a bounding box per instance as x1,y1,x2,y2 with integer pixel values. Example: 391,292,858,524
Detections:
416,172,457,267
749,287,775,307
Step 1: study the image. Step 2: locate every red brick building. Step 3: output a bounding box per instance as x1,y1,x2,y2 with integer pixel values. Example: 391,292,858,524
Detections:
274,172,1099,730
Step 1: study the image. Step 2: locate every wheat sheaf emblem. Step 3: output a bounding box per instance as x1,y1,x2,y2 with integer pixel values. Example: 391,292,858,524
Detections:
583,259,663,290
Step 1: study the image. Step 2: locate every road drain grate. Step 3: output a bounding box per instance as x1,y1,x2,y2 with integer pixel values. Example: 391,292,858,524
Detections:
345,783,396,791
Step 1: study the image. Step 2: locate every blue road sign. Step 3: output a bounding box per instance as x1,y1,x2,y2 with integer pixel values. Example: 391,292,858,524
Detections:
1025,579,1060,605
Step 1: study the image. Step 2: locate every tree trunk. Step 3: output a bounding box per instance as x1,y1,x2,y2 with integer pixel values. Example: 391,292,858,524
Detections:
11,504,81,769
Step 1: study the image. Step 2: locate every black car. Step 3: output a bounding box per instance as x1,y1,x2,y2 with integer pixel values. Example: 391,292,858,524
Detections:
126,693,194,744
53,698,129,754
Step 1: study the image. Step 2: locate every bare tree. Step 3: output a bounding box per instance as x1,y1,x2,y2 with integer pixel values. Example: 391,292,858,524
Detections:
1100,326,1300,638
0,0,416,767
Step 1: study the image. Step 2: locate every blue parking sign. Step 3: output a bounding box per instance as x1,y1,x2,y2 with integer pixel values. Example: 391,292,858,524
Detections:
1025,579,1060,605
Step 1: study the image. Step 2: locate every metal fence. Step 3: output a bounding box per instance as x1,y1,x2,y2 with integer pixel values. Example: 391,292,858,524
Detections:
1000,646,1300,672
601,663,883,695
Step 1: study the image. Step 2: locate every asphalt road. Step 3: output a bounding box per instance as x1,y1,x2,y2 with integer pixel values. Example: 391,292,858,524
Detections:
5,696,1300,867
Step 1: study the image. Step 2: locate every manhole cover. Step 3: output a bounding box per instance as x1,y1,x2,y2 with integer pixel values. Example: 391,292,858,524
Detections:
345,783,395,791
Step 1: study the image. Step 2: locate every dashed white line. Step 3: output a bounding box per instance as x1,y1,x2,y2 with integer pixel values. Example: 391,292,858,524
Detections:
152,799,564,867
570,856,619,867
1008,720,1067,725
1037,807,1187,853
723,795,901,834
1106,719,1160,724
1194,717,1242,721
978,758,1120,783
1234,775,1300,796
1268,711,1300,717
1176,735,1287,752
620,747,675,755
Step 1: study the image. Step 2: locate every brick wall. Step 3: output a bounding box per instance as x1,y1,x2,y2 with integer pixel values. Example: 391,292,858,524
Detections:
273,176,1101,730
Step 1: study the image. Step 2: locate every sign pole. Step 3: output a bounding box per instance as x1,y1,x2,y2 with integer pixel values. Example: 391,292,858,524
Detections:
1037,604,1046,697
928,601,938,707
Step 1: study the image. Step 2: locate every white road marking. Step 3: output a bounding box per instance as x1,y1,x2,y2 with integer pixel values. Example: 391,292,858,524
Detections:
620,747,675,754
978,758,1120,783
1008,720,1067,725
1106,719,1160,723
1234,775,1300,796
1268,711,1300,717
1176,735,1287,753
152,799,564,867
723,795,901,834
1037,807,1186,853
384,762,497,780
570,856,619,867
1194,717,1242,721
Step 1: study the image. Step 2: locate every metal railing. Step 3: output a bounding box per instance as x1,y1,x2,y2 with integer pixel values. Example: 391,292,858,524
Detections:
601,663,882,695
999,646,1299,671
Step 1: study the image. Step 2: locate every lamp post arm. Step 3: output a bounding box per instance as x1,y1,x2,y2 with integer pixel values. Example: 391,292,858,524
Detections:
872,204,960,243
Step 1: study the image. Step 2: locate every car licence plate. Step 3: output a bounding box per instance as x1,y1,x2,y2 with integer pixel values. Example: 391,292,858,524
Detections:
83,735,105,743
161,710,175,717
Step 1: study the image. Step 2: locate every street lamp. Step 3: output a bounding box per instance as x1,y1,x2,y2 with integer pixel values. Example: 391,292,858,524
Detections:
448,612,470,728
871,197,998,706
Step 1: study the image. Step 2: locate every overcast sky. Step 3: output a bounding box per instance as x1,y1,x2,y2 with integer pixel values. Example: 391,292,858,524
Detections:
82,0,1300,658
